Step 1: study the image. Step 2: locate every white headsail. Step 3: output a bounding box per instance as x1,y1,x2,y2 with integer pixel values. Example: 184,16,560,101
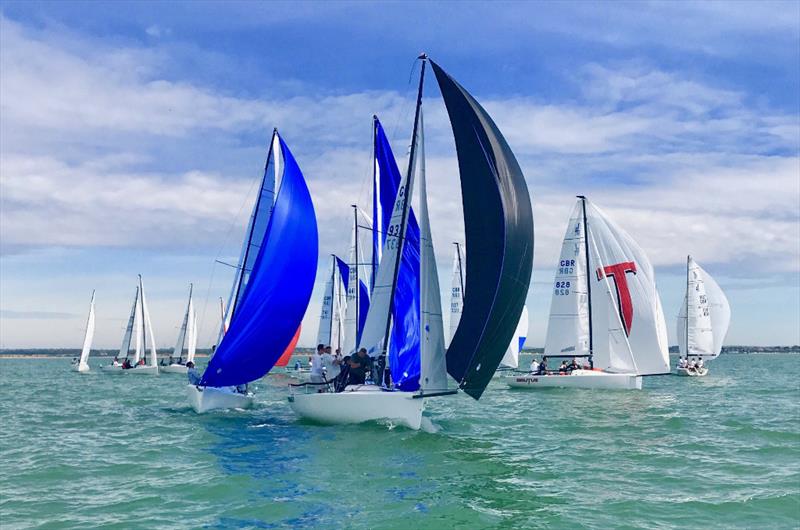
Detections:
133,288,143,364
77,291,96,370
139,276,158,367
342,219,366,355
416,112,448,392
317,256,348,351
186,295,197,363
678,257,730,359
448,243,465,347
584,199,669,375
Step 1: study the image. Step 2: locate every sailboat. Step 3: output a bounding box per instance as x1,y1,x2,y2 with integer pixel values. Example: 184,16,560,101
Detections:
509,197,669,390
71,290,95,373
676,255,730,376
187,129,318,413
496,305,529,373
161,284,197,374
101,276,159,374
316,255,349,352
288,55,534,429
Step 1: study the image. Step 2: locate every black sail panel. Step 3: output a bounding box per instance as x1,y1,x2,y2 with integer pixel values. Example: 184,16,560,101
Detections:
431,60,534,400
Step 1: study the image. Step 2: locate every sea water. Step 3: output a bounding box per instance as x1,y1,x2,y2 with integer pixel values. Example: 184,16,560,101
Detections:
0,354,798,529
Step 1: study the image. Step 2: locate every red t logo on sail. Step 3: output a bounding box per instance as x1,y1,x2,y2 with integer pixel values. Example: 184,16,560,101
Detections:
596,261,637,336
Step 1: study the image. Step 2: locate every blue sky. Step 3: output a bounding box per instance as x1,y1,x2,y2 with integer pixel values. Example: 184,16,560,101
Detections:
1,1,798,348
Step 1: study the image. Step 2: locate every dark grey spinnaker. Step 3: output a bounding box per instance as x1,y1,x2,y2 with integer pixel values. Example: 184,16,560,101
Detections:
431,60,534,400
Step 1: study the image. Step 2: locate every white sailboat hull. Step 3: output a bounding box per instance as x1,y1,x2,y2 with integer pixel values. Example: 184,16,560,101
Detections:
124,365,159,375
187,384,255,413
161,364,188,374
676,367,708,377
288,385,424,430
100,364,124,373
71,362,90,373
506,369,642,390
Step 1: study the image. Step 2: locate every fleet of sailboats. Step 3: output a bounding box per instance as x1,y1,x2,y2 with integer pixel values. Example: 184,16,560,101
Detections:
66,55,731,423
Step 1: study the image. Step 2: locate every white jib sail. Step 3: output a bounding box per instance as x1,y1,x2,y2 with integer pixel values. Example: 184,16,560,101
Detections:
448,243,465,347
358,114,419,359
172,285,192,362
139,277,158,367
700,264,730,358
543,202,590,359
500,305,529,369
78,291,96,368
416,112,448,392
585,200,670,375
119,286,139,359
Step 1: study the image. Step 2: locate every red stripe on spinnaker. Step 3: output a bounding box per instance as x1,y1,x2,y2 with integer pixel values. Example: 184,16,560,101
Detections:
274,325,301,367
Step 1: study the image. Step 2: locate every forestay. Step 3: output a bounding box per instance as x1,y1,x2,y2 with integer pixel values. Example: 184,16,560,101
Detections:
584,200,669,375
432,60,534,400
201,135,318,387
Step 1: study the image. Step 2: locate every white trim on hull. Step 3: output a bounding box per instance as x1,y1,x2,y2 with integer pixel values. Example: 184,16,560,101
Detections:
676,367,708,377
506,369,642,390
187,384,255,413
288,385,425,430
160,364,188,374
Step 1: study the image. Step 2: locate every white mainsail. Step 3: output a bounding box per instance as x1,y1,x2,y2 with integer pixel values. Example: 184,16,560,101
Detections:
585,199,670,375
186,296,197,363
416,112,448,392
172,284,194,363
317,259,335,348
77,291,96,370
678,258,729,359
119,286,138,360
139,276,158,367
500,305,529,369
543,202,590,358
448,243,465,346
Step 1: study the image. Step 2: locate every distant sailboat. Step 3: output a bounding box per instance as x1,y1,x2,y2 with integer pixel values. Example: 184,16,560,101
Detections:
187,129,318,413
448,242,465,347
509,197,669,390
316,255,349,352
288,55,533,429
71,290,95,373
498,305,529,371
162,284,197,374
676,255,730,376
101,276,159,374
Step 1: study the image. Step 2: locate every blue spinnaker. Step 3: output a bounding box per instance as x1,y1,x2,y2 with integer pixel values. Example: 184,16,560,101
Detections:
373,117,421,391
358,279,370,345
201,136,318,387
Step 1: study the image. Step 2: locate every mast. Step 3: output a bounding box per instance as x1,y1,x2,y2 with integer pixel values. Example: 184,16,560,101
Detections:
686,254,691,358
352,204,360,343
578,196,594,369
330,255,336,346
379,54,427,358
371,116,378,292
231,128,277,321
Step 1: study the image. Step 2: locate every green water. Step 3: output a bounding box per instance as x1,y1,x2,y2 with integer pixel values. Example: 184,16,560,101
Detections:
0,354,798,529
